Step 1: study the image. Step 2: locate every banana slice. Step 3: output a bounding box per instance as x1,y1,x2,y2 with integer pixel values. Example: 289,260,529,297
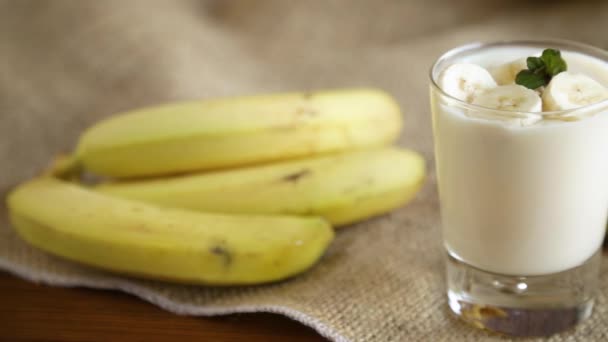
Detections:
438,63,497,103
469,85,542,126
489,58,528,85
543,72,608,111
473,85,542,112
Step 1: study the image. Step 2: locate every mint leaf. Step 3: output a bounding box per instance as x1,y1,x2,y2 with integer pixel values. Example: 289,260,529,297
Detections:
541,49,567,76
516,70,549,89
526,57,544,72
515,48,567,89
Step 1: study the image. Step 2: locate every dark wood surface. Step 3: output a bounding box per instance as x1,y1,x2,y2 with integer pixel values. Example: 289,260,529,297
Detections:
0,271,327,342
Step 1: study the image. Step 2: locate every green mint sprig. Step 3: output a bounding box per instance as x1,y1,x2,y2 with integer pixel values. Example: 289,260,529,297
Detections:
515,49,568,89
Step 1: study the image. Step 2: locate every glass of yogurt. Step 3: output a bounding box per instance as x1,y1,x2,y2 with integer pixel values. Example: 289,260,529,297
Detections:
430,40,608,336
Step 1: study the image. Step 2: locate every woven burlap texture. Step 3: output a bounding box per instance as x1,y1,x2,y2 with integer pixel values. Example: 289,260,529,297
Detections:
2,1,608,341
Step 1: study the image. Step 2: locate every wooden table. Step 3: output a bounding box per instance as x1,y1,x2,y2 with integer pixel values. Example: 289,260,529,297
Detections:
0,271,327,342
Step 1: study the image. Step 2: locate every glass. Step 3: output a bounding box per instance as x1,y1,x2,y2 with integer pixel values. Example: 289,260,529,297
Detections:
430,40,608,336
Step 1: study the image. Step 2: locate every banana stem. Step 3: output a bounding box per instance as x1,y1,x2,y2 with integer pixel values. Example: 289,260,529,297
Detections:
44,154,83,181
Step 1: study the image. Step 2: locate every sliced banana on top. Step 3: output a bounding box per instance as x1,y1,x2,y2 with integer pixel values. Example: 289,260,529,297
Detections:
473,85,542,112
543,72,608,111
438,63,497,103
489,58,528,85
469,85,543,126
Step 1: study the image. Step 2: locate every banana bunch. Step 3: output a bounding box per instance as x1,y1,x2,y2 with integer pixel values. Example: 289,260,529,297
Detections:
7,88,426,285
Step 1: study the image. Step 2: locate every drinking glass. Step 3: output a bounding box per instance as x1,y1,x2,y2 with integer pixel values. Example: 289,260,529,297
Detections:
430,40,608,336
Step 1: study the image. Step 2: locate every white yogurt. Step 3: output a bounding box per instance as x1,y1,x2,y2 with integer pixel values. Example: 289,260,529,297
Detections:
431,44,608,276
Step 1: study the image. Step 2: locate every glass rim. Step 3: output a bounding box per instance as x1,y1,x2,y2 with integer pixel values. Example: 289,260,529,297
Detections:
429,39,608,117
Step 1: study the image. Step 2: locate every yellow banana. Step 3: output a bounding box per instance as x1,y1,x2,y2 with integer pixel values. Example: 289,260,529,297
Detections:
75,88,402,178
97,147,426,227
7,178,333,285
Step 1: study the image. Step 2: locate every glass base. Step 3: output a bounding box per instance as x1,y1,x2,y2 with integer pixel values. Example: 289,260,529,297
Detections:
446,250,600,336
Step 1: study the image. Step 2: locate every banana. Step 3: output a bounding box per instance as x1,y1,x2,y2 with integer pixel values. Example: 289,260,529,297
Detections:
468,85,542,126
7,177,334,285
437,63,497,103
472,85,542,113
96,147,426,227
489,58,528,85
543,72,608,111
75,89,402,178
45,154,81,180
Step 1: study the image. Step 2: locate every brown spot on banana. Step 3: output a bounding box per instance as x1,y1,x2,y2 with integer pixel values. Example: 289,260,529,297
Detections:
130,224,152,233
302,91,314,100
280,169,312,183
210,246,232,266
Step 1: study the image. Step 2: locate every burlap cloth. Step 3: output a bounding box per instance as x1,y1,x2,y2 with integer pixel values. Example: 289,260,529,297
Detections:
2,1,608,341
